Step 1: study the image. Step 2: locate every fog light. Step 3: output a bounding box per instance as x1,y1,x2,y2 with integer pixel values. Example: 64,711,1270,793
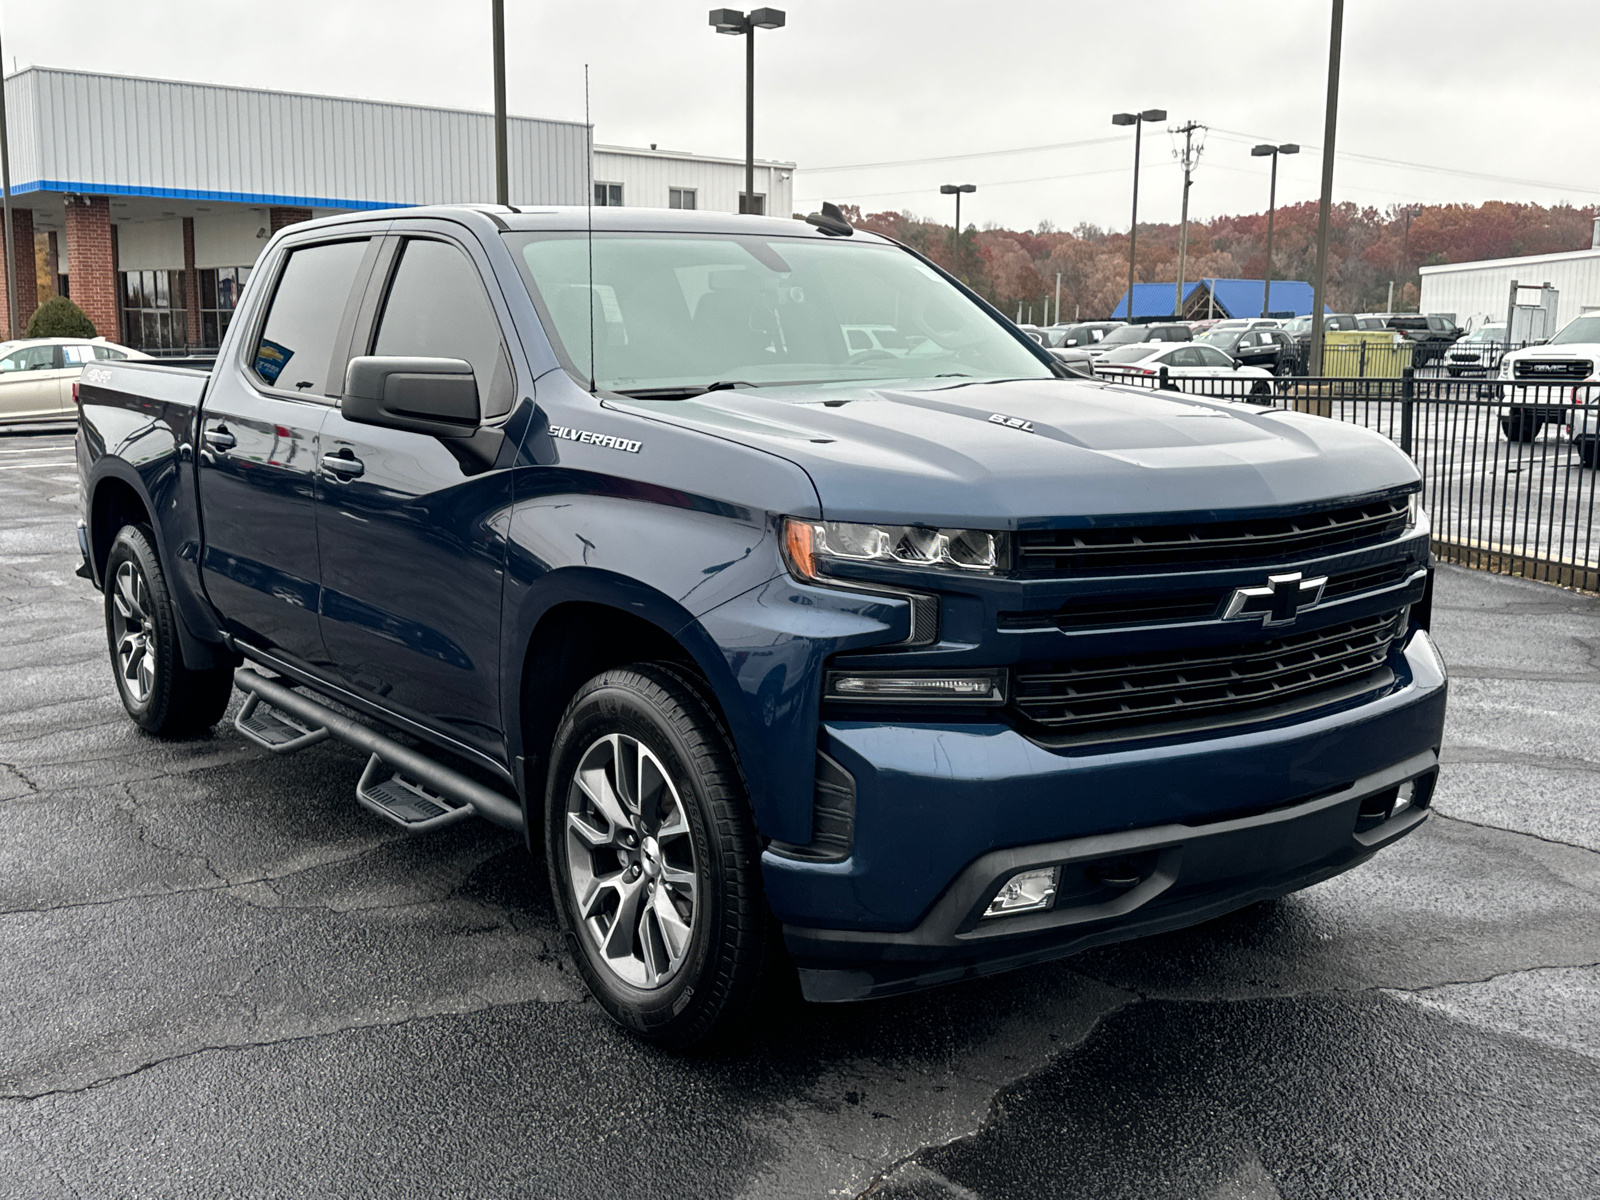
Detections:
826,670,1005,703
983,867,1060,918
1391,779,1416,819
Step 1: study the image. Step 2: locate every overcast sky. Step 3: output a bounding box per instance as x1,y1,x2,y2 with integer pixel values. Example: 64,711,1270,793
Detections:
6,0,1596,230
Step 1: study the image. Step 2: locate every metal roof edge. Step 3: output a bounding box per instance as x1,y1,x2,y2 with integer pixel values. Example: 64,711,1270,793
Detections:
1418,247,1600,275
9,64,592,131
594,144,796,169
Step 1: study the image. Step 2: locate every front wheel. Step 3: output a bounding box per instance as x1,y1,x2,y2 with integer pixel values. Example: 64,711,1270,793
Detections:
1577,439,1600,469
545,664,778,1048
1500,410,1544,443
103,525,234,736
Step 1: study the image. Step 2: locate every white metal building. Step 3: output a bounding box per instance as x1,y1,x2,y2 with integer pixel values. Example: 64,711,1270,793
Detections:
1419,242,1600,335
0,66,797,351
594,144,793,217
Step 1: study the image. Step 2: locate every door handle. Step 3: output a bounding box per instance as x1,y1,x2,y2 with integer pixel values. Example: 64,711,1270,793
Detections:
203,426,236,451
322,451,365,479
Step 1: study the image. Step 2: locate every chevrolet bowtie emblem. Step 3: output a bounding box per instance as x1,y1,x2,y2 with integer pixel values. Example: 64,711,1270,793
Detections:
1222,571,1328,627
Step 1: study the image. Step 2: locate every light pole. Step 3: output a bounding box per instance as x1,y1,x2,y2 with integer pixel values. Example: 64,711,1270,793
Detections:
1112,108,1166,321
1309,0,1344,375
1251,142,1299,318
940,183,975,272
0,20,16,341
710,8,786,214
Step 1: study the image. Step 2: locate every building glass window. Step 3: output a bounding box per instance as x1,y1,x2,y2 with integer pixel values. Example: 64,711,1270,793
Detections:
199,266,252,349
120,269,189,353
738,193,766,215
669,188,697,211
595,183,623,206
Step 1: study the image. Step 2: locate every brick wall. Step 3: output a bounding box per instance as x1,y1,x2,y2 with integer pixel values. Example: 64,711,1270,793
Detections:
269,207,313,233
0,207,39,338
64,196,118,341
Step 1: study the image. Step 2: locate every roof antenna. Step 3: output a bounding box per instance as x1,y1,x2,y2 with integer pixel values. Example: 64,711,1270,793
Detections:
585,64,597,396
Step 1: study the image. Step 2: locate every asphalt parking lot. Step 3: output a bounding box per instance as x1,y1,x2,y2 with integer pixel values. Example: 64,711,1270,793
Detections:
2,429,1597,1199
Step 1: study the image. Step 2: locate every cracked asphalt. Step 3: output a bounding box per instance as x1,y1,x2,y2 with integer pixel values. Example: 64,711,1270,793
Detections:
2,430,1597,1199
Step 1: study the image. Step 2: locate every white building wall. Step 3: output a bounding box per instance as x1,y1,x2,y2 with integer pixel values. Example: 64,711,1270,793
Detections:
594,146,795,215
5,67,590,209
1420,248,1600,333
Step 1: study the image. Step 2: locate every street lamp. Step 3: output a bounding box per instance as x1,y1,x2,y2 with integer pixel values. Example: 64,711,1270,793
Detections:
1112,108,1166,321
709,8,786,215
1251,142,1299,318
940,183,976,269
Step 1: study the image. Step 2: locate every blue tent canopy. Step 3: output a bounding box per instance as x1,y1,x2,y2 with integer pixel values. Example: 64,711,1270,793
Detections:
1111,278,1321,320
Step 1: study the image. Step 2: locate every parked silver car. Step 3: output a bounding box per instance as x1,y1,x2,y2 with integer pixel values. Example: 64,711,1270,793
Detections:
0,337,147,425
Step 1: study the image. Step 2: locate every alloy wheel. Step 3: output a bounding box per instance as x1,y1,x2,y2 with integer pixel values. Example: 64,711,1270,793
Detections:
110,560,156,705
564,732,700,990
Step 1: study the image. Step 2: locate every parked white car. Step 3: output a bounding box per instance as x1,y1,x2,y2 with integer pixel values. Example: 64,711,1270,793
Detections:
1093,341,1276,399
0,337,147,426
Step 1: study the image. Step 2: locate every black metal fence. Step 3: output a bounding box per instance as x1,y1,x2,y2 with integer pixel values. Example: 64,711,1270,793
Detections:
1109,367,1600,591
1278,338,1543,380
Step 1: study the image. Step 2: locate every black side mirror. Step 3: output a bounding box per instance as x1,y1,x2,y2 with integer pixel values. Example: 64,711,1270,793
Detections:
342,357,479,438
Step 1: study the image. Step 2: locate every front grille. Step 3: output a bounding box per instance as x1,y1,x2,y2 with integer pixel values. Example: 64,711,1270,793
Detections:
1017,495,1409,576
1514,359,1593,381
1011,607,1406,733
997,560,1417,632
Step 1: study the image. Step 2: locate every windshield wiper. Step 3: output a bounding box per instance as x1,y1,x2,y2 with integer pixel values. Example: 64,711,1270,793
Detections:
615,381,756,400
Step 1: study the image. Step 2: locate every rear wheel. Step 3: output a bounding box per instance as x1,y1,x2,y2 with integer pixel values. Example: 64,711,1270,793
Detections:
103,525,234,736
545,664,778,1048
1577,439,1600,469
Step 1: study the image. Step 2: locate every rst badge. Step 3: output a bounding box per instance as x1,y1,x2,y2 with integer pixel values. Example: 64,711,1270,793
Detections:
988,413,1035,432
549,425,642,453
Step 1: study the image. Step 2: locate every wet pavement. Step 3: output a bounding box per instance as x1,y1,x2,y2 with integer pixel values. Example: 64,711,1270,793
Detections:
2,430,1596,1199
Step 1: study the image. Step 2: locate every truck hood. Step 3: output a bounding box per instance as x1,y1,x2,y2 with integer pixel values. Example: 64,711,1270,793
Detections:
608,376,1419,527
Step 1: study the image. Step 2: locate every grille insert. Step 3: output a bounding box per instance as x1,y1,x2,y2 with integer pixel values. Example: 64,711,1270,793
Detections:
1513,359,1592,381
1011,608,1406,733
1017,496,1409,575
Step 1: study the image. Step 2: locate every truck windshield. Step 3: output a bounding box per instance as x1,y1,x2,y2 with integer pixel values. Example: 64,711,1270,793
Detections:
506,232,1051,393
1549,315,1600,346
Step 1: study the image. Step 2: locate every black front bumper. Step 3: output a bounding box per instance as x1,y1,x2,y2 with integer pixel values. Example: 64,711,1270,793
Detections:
786,749,1438,1002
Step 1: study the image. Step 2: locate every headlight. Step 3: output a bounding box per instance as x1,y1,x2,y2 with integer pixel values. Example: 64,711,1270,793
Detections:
783,518,1007,580
1499,360,1512,379
1406,493,1431,538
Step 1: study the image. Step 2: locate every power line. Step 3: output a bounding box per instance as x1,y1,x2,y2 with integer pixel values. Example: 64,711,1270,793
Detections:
794,165,1129,207
1208,127,1600,196
799,135,1123,174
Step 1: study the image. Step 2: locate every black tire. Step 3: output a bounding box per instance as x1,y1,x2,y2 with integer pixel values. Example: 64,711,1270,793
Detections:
1248,379,1273,403
1578,440,1600,469
1500,411,1543,443
544,663,778,1048
103,524,235,736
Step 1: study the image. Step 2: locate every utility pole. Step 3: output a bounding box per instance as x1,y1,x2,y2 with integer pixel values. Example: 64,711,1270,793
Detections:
1308,0,1344,375
1054,272,1062,326
1172,121,1204,318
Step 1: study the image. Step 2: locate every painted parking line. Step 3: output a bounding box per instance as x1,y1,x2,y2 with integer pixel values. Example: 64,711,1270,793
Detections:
0,460,76,471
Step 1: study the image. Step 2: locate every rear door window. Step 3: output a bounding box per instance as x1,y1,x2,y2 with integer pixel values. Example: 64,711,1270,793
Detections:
252,239,370,395
371,238,514,418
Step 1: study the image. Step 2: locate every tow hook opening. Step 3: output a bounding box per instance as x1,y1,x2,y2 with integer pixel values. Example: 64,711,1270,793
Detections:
1355,768,1438,833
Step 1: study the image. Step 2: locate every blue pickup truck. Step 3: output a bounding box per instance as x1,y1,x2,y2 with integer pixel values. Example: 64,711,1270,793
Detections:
75,204,1446,1046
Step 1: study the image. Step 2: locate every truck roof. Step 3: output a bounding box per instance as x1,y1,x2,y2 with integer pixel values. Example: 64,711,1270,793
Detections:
278,204,892,244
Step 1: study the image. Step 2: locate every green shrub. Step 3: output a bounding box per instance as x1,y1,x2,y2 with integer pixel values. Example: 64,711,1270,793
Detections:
25,295,96,339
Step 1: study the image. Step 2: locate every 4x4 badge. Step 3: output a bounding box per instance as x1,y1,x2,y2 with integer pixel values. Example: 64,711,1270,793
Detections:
1222,571,1328,627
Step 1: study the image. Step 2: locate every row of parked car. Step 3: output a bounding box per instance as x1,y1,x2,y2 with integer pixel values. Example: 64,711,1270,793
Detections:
1017,311,1474,380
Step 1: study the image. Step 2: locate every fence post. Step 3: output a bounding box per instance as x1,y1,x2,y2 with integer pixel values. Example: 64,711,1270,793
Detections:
1358,340,1367,378
1159,366,1172,391
1400,366,1414,458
